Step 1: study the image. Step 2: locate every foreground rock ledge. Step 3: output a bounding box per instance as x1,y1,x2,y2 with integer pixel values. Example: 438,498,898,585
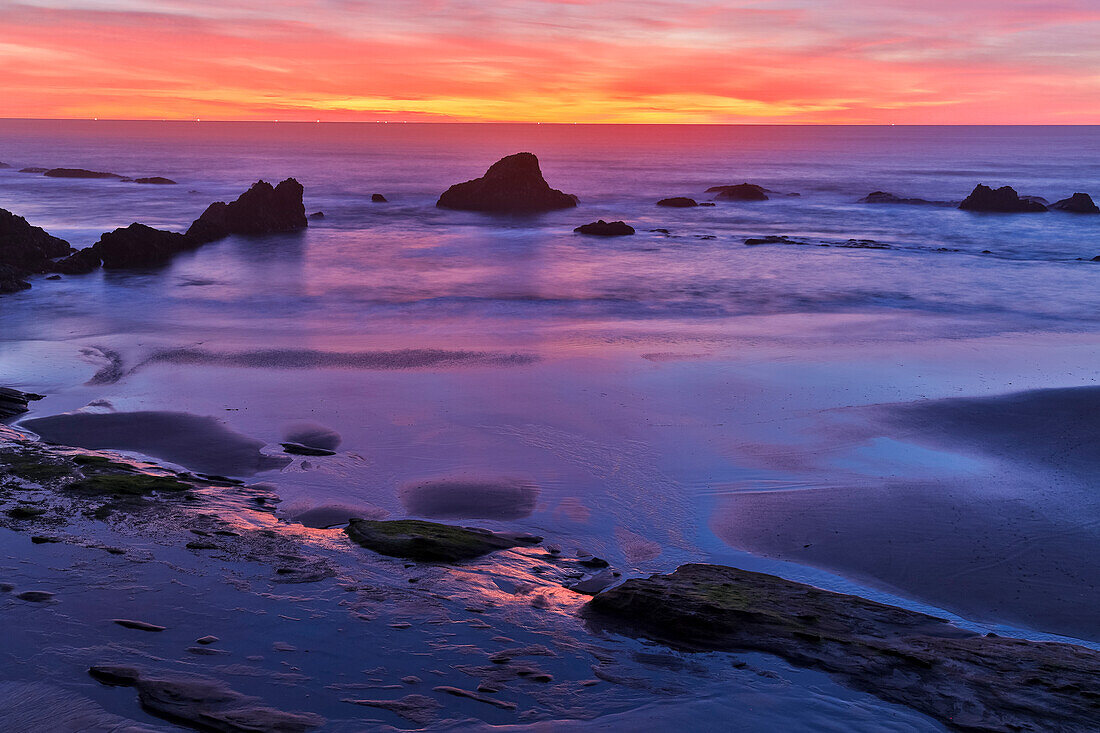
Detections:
345,518,542,562
585,563,1100,732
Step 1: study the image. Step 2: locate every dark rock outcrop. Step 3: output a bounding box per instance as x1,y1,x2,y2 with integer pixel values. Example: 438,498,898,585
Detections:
437,153,577,213
859,191,937,205
43,168,124,179
18,167,48,174
0,387,44,419
574,220,635,236
371,193,387,203
707,183,768,201
959,184,1047,212
0,208,72,292
186,178,307,243
587,563,1100,733
51,247,101,275
89,665,324,732
133,176,177,185
344,518,541,562
657,197,698,207
92,223,195,269
1051,192,1099,214
308,211,324,219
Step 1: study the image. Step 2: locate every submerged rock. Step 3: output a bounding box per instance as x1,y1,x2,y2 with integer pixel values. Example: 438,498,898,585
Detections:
959,184,1047,212
586,563,1100,732
706,183,768,201
437,152,577,213
43,168,124,179
574,220,635,236
89,665,324,732
344,518,541,562
1051,192,1099,214
92,223,195,268
656,197,698,207
186,178,308,243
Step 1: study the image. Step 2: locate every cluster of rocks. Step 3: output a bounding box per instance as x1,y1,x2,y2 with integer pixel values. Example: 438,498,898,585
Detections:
861,184,1098,213
1,178,308,289
11,166,178,184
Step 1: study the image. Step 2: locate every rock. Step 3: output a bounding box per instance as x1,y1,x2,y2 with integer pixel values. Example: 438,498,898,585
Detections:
344,518,541,562
371,194,387,203
0,161,8,168
858,191,938,205
113,619,166,632
91,223,195,268
89,665,324,732
959,184,1047,212
433,686,517,710
196,635,219,645
656,197,698,207
280,443,336,457
0,387,44,419
43,168,124,179
1051,192,1099,214
586,563,1100,733
51,247,101,275
0,208,72,291
567,569,619,595
706,183,768,201
342,694,440,725
579,556,609,569
744,235,797,246
186,178,307,243
133,177,177,185
16,590,54,602
281,422,341,451
574,220,635,236
18,167,48,173
6,505,47,519
437,152,577,213
308,211,324,219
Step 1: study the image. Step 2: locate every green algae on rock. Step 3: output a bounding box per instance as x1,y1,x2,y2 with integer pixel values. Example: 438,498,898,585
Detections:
586,563,1100,732
344,518,542,562
69,473,191,497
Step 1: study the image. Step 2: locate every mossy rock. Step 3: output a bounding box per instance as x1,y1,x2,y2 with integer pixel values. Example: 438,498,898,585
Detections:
0,451,73,481
586,564,1100,732
344,519,541,562
70,473,191,497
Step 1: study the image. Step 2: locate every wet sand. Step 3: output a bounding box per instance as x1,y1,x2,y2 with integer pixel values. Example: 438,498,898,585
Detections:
20,411,290,476
712,386,1100,641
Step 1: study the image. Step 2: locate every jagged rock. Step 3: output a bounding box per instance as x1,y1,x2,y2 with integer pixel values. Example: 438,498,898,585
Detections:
0,208,72,292
959,184,1047,212
43,168,124,179
92,223,195,268
657,197,698,207
133,177,177,185
89,665,323,732
345,518,541,562
437,153,577,213
586,563,1100,733
706,183,768,201
186,179,307,243
1051,192,1099,214
0,264,30,293
574,220,635,236
51,247,101,275
371,194,387,203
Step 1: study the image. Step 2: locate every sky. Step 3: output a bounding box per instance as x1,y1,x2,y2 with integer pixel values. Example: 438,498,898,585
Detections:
0,0,1098,123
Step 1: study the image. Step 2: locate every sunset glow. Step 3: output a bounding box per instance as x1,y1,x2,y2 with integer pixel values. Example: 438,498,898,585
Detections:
1,0,1097,123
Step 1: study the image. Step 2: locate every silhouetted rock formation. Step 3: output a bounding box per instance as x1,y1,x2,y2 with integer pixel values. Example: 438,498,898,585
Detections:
371,193,387,203
133,176,177,185
18,167,47,173
52,247,101,275
707,183,768,201
1051,192,1099,214
859,191,941,205
657,197,698,207
92,223,195,268
574,220,635,236
43,168,124,179
0,208,72,292
959,184,1047,212
0,387,43,418
186,178,307,243
437,153,577,213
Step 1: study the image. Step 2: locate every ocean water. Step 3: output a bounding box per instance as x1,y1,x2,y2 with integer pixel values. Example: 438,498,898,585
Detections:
2,121,1099,650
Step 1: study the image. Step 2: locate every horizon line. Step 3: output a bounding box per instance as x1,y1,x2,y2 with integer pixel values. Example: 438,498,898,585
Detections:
1,118,1098,127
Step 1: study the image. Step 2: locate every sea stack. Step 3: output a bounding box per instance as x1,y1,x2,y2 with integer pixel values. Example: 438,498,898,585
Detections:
437,153,577,213
1051,192,1099,214
186,178,308,243
959,184,1047,212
